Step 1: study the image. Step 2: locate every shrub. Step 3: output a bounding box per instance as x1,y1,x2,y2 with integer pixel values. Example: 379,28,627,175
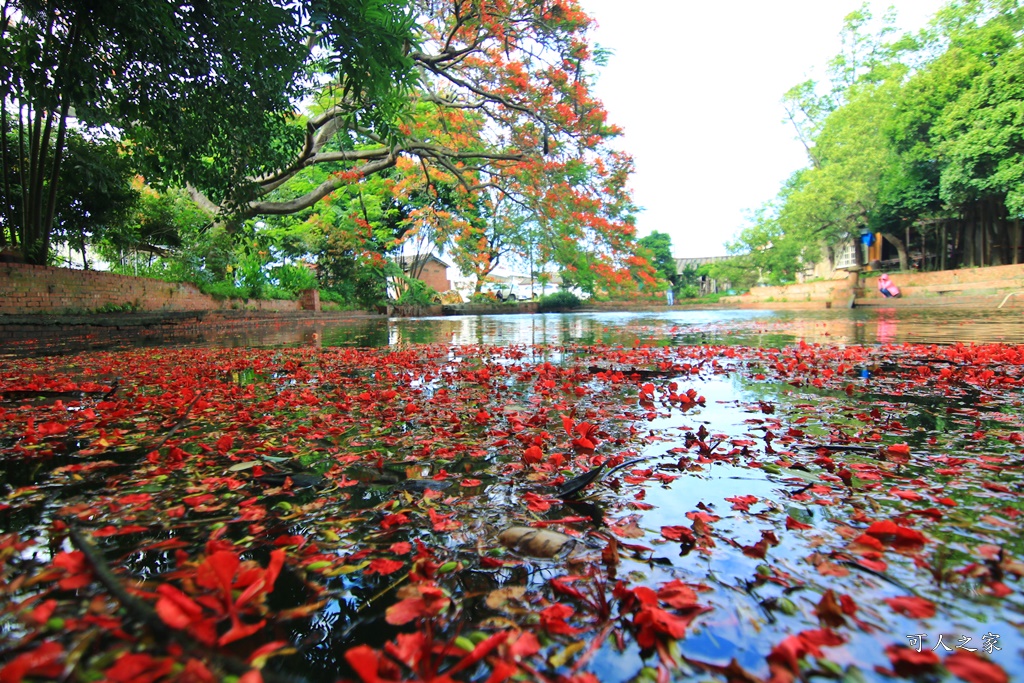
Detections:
538,291,581,311
396,278,439,306
200,280,252,300
270,264,317,293
677,284,700,299
262,284,297,300
319,290,346,304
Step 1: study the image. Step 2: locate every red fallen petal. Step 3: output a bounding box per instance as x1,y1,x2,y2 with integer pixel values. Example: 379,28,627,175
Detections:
507,631,541,658
273,535,306,548
561,414,575,437
657,580,699,608
857,556,888,573
365,558,404,575
447,631,511,675
380,512,410,530
539,603,584,635
0,641,63,683
197,550,240,593
864,520,928,547
461,478,482,487
976,544,1001,560
29,599,58,625
523,445,544,463
386,590,451,626
633,604,708,649
661,526,695,542
105,653,174,683
890,488,924,501
155,584,204,628
944,650,1008,683
725,494,758,511
218,617,266,646
183,493,216,507
631,586,659,606
264,548,286,591
986,581,1013,597
786,515,813,530
179,659,216,683
884,595,936,618
345,645,385,683
385,631,431,667
238,671,264,683
886,644,940,676
572,437,595,451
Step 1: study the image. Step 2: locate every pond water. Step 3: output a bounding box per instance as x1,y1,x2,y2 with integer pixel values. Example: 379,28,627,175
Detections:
10,306,1023,360
1,308,1021,683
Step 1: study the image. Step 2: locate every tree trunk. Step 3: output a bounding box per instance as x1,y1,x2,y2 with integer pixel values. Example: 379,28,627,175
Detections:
1013,218,1021,265
881,232,908,271
939,220,948,271
979,200,987,267
963,207,975,267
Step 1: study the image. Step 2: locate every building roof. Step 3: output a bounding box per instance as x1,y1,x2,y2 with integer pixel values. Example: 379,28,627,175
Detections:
395,254,450,270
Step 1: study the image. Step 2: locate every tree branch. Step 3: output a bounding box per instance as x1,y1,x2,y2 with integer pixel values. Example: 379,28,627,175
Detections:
247,152,401,215
186,184,222,217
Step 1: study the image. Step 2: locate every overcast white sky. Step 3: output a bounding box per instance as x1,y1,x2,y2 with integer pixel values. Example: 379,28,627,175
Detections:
579,0,949,257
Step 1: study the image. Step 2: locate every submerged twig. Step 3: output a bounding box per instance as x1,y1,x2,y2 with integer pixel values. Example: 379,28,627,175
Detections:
68,524,309,683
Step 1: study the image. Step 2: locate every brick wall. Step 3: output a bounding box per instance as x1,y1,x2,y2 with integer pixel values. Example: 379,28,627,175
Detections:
418,261,451,292
0,263,304,315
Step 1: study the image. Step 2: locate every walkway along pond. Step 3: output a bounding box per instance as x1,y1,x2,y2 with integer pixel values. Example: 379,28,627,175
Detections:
0,310,1020,682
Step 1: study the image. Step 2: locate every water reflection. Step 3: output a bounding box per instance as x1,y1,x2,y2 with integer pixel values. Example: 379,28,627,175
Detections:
6,307,1024,358
318,308,1024,348
298,308,1024,348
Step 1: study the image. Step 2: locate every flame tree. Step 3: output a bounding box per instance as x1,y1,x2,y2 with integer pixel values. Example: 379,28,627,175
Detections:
147,0,656,294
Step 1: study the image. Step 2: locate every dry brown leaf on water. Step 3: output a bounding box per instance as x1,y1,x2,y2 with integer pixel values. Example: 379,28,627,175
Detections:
485,586,528,612
498,526,576,558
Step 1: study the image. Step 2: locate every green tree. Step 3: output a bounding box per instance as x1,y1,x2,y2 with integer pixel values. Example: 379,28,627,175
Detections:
176,1,650,297
637,231,677,289
0,0,415,264
49,133,139,269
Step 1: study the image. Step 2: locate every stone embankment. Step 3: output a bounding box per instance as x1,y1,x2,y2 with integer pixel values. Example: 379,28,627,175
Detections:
0,262,322,315
718,263,1024,311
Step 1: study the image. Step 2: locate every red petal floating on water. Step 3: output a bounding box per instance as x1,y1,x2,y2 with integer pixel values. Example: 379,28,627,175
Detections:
884,595,936,618
366,558,404,576
885,644,939,676
0,641,64,683
944,650,1008,683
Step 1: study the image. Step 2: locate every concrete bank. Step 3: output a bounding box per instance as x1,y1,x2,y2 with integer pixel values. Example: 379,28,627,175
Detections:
714,263,1024,311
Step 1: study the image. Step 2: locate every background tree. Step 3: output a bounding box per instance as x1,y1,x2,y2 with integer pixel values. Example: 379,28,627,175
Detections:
738,0,1024,280
637,230,676,290
0,0,415,264
172,0,648,295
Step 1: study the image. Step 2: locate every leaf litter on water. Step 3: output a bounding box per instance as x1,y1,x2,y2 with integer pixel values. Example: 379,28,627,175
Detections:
0,335,1020,683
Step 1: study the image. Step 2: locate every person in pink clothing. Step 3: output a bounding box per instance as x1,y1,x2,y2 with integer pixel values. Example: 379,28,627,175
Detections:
877,273,900,298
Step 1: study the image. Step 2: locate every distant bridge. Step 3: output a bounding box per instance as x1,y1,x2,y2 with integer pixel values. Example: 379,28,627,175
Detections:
675,255,732,271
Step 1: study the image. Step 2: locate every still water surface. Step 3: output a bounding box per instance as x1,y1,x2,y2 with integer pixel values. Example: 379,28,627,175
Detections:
9,308,1024,359
4,308,1022,680
185,307,1024,351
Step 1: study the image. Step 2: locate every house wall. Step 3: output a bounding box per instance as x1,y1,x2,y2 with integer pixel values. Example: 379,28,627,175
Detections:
0,263,308,315
418,261,451,292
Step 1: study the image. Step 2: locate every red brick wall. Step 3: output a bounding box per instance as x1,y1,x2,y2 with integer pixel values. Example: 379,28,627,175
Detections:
418,261,451,292
0,263,303,315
